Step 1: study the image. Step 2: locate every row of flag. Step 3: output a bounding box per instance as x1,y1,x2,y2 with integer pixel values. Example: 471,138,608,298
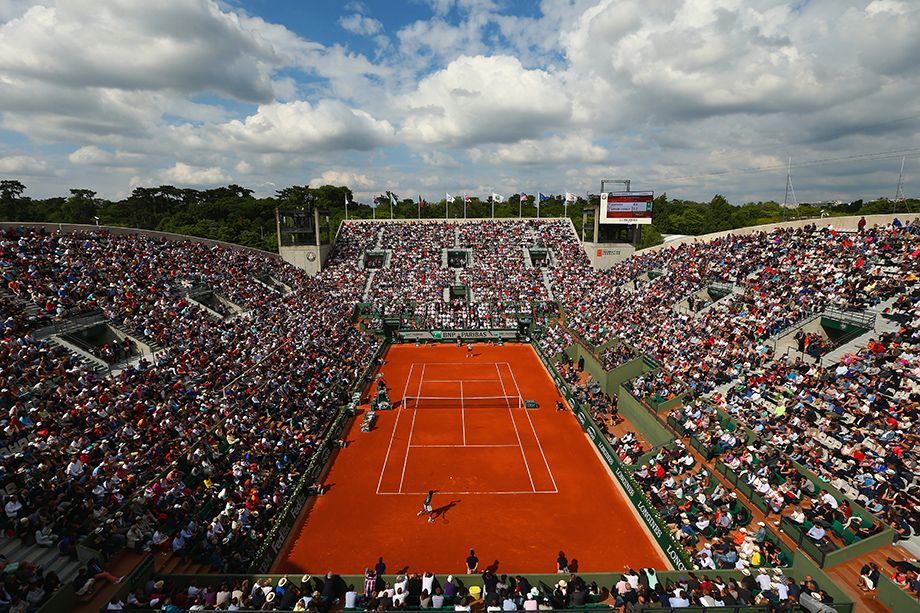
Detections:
364,192,580,207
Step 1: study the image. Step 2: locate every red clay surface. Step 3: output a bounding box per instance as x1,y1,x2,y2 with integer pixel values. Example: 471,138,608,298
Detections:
275,343,666,575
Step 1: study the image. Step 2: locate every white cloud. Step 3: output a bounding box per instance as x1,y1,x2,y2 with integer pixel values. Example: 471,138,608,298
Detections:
159,162,230,186
420,151,462,168
309,169,375,189
68,145,143,167
0,0,277,102
471,134,608,165
0,0,919,205
214,99,395,153
399,55,571,146
0,154,49,174
339,14,383,36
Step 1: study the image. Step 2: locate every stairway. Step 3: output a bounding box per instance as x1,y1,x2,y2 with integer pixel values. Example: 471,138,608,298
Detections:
0,537,82,584
374,227,385,249
0,286,44,320
866,295,904,335
109,321,165,354
361,271,376,302
541,270,555,301
47,336,109,374
156,552,211,575
820,329,875,365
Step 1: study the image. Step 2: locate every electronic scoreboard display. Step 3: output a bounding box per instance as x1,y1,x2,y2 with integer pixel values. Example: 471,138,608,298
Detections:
600,191,654,224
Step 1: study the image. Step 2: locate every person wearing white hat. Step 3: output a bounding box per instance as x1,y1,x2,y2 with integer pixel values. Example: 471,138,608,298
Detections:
523,589,538,611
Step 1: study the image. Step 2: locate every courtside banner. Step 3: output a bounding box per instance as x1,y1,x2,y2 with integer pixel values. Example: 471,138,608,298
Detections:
532,342,691,571
399,329,519,341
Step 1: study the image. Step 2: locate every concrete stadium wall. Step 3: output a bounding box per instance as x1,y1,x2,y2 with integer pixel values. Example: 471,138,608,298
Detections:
639,213,920,253
0,221,281,257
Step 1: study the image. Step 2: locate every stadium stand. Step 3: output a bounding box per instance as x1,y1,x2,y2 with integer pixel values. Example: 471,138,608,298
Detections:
1,215,918,612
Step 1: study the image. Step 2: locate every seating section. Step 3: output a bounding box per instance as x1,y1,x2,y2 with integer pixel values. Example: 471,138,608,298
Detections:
107,568,846,611
0,226,378,576
0,216,917,607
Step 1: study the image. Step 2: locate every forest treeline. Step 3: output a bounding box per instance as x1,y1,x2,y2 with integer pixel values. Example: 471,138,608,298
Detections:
0,179,914,252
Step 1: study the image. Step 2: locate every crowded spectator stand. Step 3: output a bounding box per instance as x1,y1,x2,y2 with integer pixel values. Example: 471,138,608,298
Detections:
0,215,918,612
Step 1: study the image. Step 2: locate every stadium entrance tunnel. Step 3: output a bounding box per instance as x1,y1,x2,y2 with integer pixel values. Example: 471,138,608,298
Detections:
444,248,471,268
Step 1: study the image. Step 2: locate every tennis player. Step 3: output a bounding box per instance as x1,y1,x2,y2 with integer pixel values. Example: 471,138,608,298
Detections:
417,490,435,523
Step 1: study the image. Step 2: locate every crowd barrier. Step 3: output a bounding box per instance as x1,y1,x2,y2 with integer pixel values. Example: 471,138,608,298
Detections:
877,573,920,612
697,401,894,569
650,394,893,569
614,387,677,449
533,343,693,571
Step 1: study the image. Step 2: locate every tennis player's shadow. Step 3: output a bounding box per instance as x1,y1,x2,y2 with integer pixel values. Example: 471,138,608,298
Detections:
430,500,461,522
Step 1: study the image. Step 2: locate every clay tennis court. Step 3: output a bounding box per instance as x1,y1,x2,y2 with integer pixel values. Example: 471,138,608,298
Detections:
276,343,666,574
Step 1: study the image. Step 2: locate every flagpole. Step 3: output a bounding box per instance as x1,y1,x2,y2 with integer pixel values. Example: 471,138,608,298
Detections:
490,193,494,219
445,195,448,220
518,194,522,218
463,194,467,219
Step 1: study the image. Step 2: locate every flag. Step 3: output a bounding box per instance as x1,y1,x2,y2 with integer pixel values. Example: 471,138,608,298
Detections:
446,193,455,203
539,193,550,202
464,195,472,203
564,192,577,202
520,193,529,202
418,194,426,207
344,193,350,205
492,192,504,203
389,193,398,205
373,196,380,206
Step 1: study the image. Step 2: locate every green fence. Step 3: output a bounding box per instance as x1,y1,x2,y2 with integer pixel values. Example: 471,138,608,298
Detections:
698,396,894,568
532,344,692,571
877,573,920,612
615,387,676,449
36,584,76,613
712,456,893,569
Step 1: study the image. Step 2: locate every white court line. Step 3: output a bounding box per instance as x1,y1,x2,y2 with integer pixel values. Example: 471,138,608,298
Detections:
378,490,558,496
397,364,425,493
400,363,416,405
409,444,521,448
460,381,466,445
424,379,501,383
375,363,415,494
496,363,535,493
504,362,558,493
417,362,502,366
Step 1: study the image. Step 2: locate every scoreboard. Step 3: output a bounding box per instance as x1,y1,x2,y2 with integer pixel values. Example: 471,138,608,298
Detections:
600,191,654,224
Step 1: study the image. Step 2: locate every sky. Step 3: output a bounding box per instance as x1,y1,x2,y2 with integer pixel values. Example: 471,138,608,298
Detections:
0,0,918,204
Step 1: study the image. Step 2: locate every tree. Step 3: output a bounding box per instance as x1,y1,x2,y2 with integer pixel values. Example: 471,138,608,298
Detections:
0,180,26,220
62,189,99,224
